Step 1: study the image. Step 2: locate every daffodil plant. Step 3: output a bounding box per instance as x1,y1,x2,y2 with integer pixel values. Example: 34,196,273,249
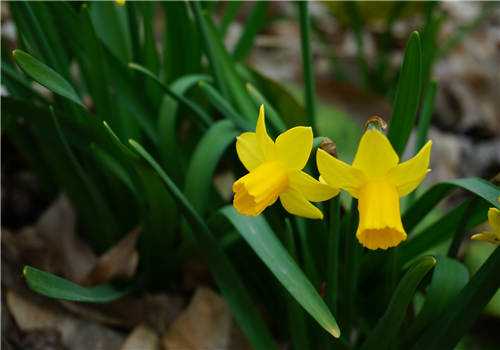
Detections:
5,2,500,350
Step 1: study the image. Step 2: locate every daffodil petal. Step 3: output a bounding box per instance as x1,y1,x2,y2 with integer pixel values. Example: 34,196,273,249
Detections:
488,207,500,233
352,129,399,178
275,126,313,169
256,105,275,160
316,149,366,198
288,170,339,202
279,187,323,219
236,132,264,171
387,141,432,197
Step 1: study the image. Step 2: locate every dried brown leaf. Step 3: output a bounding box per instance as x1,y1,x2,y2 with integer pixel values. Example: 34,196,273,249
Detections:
6,290,124,350
79,228,141,286
57,293,184,331
120,324,159,350
162,287,232,350
35,195,97,282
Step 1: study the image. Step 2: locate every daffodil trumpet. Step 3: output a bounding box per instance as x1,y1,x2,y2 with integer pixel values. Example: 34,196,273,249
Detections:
471,206,500,244
232,105,338,219
317,126,432,250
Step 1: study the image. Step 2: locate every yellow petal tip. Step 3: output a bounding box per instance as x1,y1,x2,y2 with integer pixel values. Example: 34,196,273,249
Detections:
259,104,265,116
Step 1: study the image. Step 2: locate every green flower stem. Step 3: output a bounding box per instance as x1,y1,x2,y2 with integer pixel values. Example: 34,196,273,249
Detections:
298,1,317,132
326,197,341,315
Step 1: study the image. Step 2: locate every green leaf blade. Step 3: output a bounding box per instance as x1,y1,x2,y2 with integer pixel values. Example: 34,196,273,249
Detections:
23,266,129,303
184,120,238,214
412,247,500,350
191,3,256,120
13,49,84,107
400,199,490,265
129,63,212,128
233,2,268,61
360,256,436,350
403,177,500,233
127,140,278,350
89,1,132,63
402,256,469,346
219,206,341,338
415,80,437,153
387,31,422,156
298,1,317,132
157,74,211,180
198,81,251,130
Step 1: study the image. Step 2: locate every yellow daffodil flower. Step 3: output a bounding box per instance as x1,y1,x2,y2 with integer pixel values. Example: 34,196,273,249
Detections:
232,105,338,219
471,207,500,244
115,0,125,6
317,128,432,250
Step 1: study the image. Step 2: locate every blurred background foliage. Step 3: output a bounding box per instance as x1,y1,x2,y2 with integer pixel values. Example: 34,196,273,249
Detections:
2,1,500,349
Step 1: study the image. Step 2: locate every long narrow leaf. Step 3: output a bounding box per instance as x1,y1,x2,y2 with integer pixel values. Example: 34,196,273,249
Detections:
326,197,341,315
218,206,341,338
89,1,132,63
184,120,239,214
387,31,422,156
246,82,287,133
403,178,500,233
298,1,317,132
412,247,500,350
129,63,212,128
49,3,115,126
360,256,436,350
191,1,228,99
51,107,117,248
191,3,256,120
400,199,490,265
401,256,469,346
157,74,211,180
136,2,162,104
9,2,64,76
341,199,362,337
219,1,242,36
282,219,311,350
233,2,268,61
163,1,201,83
420,12,442,94
13,49,84,107
24,266,129,303
100,123,178,283
198,81,251,130
415,80,437,153
1,59,45,101
128,140,278,350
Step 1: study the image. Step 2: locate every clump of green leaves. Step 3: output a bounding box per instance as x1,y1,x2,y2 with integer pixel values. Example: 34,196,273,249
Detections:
2,2,499,350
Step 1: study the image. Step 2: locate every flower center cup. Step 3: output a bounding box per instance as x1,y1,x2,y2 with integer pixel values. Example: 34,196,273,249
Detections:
356,181,407,250
233,162,288,216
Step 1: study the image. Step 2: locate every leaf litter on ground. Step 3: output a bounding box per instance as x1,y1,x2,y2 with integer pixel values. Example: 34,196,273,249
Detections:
2,195,262,349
